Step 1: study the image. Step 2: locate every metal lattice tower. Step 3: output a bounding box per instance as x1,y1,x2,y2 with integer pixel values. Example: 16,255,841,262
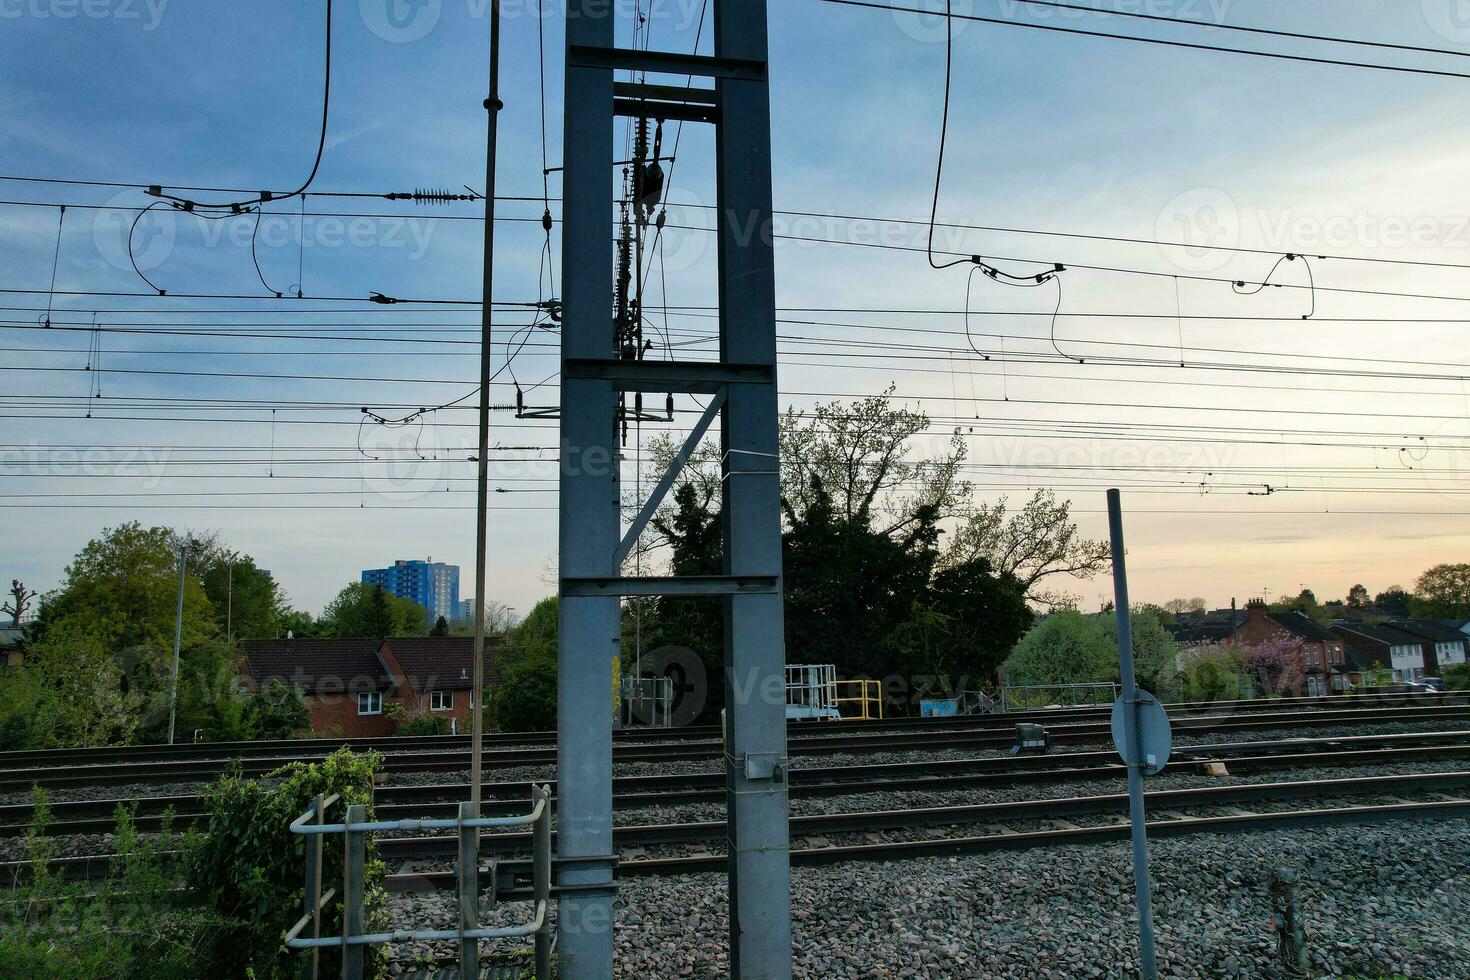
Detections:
556,2,792,976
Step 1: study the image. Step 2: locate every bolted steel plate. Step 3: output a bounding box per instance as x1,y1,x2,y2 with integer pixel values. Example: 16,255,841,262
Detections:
1111,689,1172,775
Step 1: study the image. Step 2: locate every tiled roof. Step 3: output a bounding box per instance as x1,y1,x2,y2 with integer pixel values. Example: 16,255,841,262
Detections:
1388,620,1467,644
1165,623,1234,644
1266,612,1338,643
382,636,503,691
238,638,390,694
1331,622,1426,648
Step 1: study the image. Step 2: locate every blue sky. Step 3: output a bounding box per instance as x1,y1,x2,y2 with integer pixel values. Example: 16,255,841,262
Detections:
4,1,1470,621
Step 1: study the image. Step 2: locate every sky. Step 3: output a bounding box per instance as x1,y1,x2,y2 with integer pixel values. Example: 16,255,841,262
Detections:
3,0,1470,624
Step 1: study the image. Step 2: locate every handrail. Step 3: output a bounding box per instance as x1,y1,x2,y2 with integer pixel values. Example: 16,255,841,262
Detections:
284,785,554,979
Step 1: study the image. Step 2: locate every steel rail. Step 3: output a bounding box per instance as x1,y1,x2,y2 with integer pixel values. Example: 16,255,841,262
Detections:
11,771,1469,887
6,731,1470,837
4,704,1470,793
373,770,1470,859
384,797,1470,889
0,691,1457,770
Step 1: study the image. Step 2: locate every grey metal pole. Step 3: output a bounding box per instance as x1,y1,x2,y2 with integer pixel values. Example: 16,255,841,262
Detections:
301,794,324,980
342,803,366,980
715,3,793,974
166,540,188,745
557,1,617,973
457,800,481,977
470,0,502,816
1107,489,1159,980
533,784,552,979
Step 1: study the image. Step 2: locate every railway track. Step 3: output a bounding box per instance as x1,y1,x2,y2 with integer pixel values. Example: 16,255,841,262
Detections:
0,690,1457,772
10,771,1469,887
4,702,1469,794
6,729,1469,836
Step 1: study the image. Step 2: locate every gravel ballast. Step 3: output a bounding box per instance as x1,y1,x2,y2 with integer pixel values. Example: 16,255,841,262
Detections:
380,817,1470,978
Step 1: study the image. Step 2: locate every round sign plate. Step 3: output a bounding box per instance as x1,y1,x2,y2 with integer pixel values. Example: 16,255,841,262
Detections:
1111,689,1172,775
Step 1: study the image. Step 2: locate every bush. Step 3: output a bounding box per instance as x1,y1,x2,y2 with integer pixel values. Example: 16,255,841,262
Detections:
397,712,451,736
1442,663,1470,692
243,679,311,739
190,748,384,979
0,791,229,979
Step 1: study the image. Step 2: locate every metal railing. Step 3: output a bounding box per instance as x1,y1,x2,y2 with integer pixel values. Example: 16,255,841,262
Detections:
286,786,553,980
1001,681,1120,711
833,679,883,721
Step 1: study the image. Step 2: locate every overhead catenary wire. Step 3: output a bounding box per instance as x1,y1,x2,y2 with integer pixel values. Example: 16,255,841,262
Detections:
819,0,1470,82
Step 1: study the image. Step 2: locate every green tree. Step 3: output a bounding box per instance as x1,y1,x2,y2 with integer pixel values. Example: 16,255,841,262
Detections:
190,538,291,641
491,596,559,731
319,582,427,637
1002,608,1178,694
29,522,216,652
1346,583,1370,609
1374,586,1413,618
241,679,310,738
1412,563,1470,618
1002,609,1114,687
892,560,1033,687
430,615,450,637
781,477,940,678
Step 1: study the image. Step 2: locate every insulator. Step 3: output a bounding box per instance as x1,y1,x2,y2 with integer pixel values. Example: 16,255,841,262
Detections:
384,188,475,205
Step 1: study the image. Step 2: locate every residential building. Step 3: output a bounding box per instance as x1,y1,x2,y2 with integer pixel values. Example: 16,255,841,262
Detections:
1387,620,1466,672
238,635,500,737
1232,599,1347,695
361,559,461,624
0,623,24,672
1329,622,1431,684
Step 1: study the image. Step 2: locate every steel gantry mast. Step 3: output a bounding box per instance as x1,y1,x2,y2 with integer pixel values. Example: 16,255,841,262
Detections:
556,1,792,976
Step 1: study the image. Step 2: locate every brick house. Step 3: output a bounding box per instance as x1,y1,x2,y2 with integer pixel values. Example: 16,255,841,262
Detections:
1231,599,1347,696
238,636,501,737
0,624,24,672
1330,622,1434,684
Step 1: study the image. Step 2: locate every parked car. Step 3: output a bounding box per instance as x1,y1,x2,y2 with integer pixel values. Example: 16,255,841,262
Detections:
1416,677,1446,692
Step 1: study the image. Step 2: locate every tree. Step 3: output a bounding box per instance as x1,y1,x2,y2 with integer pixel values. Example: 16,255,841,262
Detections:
1374,586,1413,618
780,477,941,678
28,522,216,653
891,560,1032,687
1162,597,1207,618
430,615,450,637
1412,563,1470,618
1346,584,1370,609
319,583,427,638
241,679,310,738
779,390,969,536
944,490,1112,609
491,596,560,731
1238,636,1304,697
3,579,37,626
1001,609,1177,694
189,539,291,641
1162,642,1248,703
0,620,149,748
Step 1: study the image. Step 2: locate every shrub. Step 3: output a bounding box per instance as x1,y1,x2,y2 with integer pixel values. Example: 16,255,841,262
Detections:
397,712,451,736
242,679,311,739
0,791,228,979
1442,663,1470,692
190,748,384,978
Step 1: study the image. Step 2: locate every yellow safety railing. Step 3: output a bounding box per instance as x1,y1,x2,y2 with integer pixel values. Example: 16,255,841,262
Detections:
832,679,883,721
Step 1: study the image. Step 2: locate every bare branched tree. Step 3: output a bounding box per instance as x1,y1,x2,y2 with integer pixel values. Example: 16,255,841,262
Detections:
943,490,1111,609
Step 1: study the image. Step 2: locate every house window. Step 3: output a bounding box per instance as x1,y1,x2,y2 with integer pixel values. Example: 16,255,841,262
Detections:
357,691,383,715
430,689,454,711
1307,676,1325,696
